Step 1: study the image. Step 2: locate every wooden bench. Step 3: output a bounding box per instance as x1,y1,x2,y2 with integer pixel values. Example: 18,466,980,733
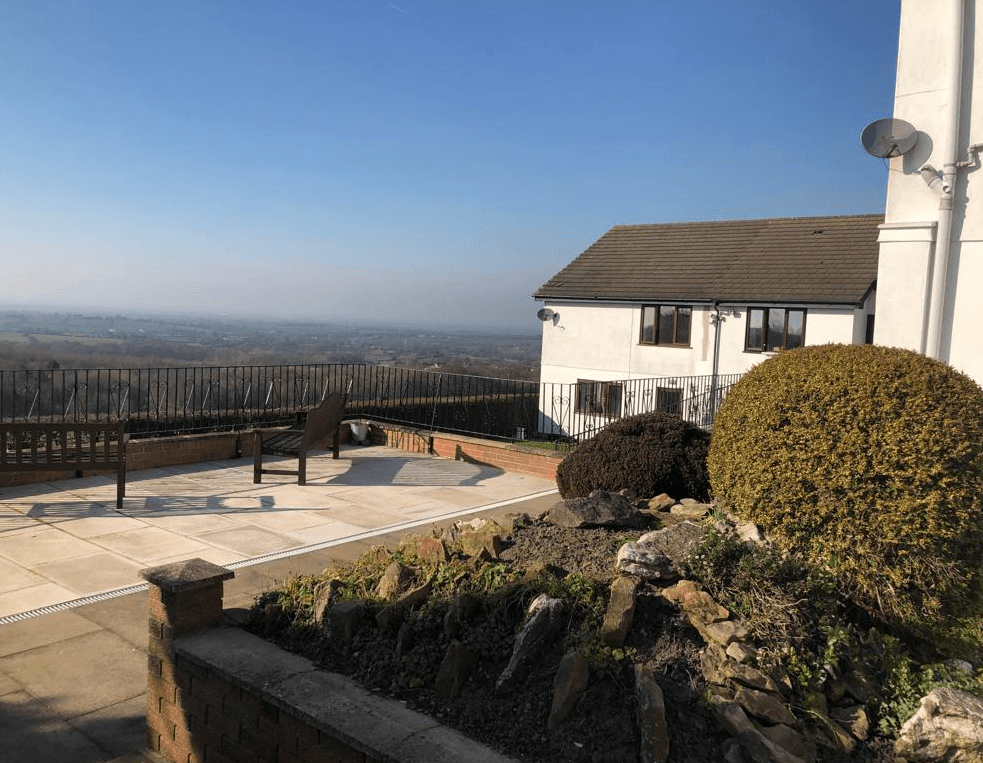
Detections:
0,421,127,510
253,392,347,485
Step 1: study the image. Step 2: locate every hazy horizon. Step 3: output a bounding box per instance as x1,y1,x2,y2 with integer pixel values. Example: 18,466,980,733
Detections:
1,2,901,330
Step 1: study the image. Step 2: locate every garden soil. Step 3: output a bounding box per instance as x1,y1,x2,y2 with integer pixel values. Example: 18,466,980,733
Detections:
249,520,897,763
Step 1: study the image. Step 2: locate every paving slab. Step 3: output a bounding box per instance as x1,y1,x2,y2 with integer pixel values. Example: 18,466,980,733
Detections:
194,525,301,556
68,694,148,760
0,582,80,619
0,629,145,718
74,595,152,650
0,691,108,763
90,526,211,565
0,669,20,695
0,556,47,594
0,527,101,567
0,610,104,657
31,552,144,596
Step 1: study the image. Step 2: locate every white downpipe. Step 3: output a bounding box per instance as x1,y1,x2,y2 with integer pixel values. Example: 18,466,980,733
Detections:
925,0,965,359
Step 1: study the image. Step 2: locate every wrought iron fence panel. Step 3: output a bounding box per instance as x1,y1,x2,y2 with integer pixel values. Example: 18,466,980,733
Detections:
0,365,743,442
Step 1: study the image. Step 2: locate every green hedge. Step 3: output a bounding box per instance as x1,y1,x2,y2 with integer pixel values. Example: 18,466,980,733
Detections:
708,344,983,646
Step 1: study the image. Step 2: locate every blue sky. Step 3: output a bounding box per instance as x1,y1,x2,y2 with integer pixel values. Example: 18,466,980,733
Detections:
0,1,901,330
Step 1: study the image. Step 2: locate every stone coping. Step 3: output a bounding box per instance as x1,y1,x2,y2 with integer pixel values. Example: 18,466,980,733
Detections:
175,627,520,763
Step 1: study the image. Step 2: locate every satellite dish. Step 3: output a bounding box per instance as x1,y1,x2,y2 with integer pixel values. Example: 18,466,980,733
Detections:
536,308,555,322
861,118,918,158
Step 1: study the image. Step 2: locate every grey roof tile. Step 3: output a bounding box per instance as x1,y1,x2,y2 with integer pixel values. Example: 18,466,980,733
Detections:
534,214,882,305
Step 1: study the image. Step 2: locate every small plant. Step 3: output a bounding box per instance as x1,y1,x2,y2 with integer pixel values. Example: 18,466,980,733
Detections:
556,411,711,499
686,530,842,652
868,630,983,733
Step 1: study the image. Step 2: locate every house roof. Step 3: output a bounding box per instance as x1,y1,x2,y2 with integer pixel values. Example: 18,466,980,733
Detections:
534,214,883,305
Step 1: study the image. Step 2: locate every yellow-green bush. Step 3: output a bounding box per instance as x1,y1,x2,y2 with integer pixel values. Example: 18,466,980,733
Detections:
708,344,983,646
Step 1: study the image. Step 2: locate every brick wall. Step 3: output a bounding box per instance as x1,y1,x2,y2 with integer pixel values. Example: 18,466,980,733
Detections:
365,423,565,481
140,559,521,763
127,432,244,472
0,422,563,491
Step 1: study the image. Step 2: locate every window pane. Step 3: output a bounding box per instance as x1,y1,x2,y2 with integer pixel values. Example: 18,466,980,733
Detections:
746,309,764,350
606,383,623,417
640,306,656,344
766,309,786,351
656,387,682,415
658,306,675,344
786,310,804,349
675,307,691,344
577,381,594,413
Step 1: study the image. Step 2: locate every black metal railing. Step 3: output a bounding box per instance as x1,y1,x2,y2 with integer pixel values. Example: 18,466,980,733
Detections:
0,364,741,443
537,373,743,442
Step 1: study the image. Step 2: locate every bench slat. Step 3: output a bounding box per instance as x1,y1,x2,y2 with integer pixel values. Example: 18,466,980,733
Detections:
254,392,347,486
0,422,127,510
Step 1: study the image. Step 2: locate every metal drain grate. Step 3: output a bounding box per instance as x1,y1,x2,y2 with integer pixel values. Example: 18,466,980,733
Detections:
0,489,558,626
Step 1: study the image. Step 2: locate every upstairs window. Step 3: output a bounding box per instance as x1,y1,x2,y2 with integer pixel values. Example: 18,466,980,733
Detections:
745,307,806,352
640,305,692,347
576,379,623,417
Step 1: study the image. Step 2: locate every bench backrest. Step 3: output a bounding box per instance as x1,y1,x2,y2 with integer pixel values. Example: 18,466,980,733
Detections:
301,393,347,450
0,421,127,468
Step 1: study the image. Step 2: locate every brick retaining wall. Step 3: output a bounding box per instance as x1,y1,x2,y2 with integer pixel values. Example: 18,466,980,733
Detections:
0,422,564,490
140,559,518,763
364,422,564,481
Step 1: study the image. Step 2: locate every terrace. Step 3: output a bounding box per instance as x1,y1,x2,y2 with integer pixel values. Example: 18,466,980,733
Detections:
0,442,558,763
0,363,738,762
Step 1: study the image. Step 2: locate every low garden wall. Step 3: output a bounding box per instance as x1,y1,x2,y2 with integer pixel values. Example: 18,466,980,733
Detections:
363,422,564,480
0,421,564,491
141,559,517,763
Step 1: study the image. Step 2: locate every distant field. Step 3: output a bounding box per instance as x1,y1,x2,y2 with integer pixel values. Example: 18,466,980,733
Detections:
0,331,124,346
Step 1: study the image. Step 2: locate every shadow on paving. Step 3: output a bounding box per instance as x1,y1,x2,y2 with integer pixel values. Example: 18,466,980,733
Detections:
0,689,145,763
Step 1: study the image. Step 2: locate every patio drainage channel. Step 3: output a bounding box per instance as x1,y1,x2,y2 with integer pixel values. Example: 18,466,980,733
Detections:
0,488,558,626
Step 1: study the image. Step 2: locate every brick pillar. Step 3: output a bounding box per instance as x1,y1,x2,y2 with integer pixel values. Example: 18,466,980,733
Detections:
141,558,234,763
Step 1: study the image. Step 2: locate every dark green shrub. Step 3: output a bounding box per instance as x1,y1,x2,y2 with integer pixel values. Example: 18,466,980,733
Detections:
708,344,983,646
555,411,711,500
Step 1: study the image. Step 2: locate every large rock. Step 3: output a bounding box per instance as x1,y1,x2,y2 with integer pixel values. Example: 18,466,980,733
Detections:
547,490,647,529
601,576,638,647
646,493,676,512
443,593,480,640
662,580,748,647
547,649,590,732
442,517,507,559
376,580,433,630
701,644,785,695
326,599,368,643
434,640,476,701
496,595,566,694
635,664,670,763
312,578,342,626
414,535,450,564
375,561,414,600
616,521,708,580
669,500,712,520
713,700,814,763
617,543,676,581
895,687,983,762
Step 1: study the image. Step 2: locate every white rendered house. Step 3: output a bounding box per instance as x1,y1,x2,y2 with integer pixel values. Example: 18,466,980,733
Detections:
873,0,983,386
533,215,880,435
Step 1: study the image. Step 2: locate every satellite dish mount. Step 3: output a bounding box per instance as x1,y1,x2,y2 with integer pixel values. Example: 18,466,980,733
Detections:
861,118,918,159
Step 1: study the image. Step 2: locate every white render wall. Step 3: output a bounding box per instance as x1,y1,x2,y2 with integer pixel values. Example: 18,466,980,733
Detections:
538,300,868,386
875,0,983,385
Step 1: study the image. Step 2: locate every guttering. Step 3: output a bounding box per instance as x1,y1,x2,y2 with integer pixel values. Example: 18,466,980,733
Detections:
925,0,965,359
